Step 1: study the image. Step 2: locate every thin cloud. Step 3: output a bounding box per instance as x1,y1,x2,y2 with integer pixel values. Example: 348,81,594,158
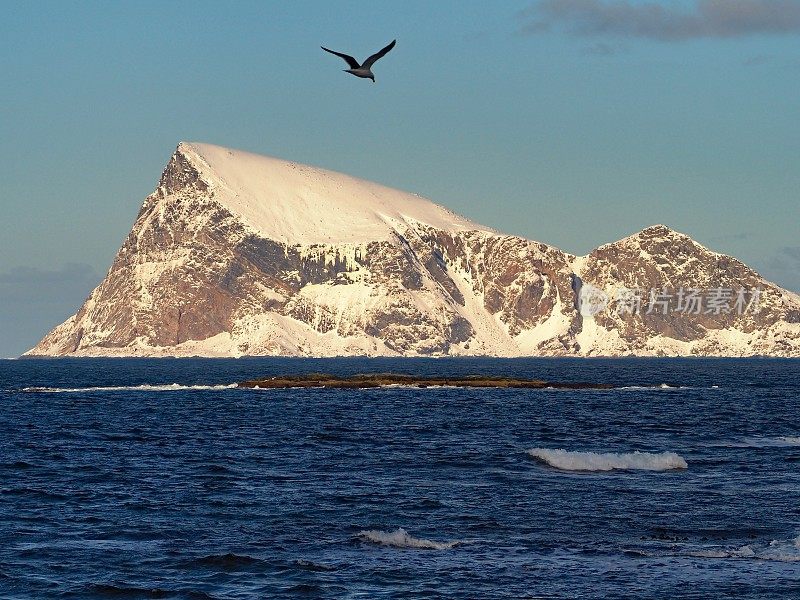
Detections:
519,0,800,41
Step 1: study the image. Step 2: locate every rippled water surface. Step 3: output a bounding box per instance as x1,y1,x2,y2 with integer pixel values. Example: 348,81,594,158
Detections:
1,357,798,599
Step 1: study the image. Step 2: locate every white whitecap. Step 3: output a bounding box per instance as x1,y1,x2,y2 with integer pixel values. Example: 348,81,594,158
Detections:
22,383,238,393
688,535,800,563
358,528,459,550
760,535,800,562
617,384,692,391
527,448,688,472
739,436,800,448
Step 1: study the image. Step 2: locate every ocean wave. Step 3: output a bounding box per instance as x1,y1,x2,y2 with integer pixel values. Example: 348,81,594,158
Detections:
22,383,238,393
688,535,800,563
527,448,688,472
294,559,338,572
358,528,460,550
83,583,215,599
617,384,705,390
182,552,269,570
744,436,800,448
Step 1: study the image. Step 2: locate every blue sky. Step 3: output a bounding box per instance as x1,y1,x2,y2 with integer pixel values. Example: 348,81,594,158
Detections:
1,0,799,356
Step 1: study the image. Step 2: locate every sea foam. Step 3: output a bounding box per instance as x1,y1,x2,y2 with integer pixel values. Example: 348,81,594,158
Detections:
358,528,459,550
689,535,800,563
737,436,800,448
22,383,238,393
528,448,688,472
617,384,694,390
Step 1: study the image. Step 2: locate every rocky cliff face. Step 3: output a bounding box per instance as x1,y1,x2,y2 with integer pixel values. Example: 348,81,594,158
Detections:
28,143,800,357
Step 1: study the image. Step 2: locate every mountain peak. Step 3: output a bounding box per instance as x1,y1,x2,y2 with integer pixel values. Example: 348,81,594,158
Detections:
162,142,491,245
155,142,211,196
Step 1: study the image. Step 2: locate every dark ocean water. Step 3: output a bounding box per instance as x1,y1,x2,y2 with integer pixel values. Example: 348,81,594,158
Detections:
1,357,798,599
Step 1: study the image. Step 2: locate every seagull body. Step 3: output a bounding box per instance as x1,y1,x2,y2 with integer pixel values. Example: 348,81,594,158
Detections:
344,67,377,81
321,40,396,82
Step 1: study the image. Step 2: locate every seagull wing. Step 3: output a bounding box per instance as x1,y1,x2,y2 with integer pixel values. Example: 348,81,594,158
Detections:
362,39,396,69
321,46,361,69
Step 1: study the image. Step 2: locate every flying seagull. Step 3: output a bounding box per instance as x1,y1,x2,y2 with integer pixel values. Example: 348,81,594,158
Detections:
321,39,396,82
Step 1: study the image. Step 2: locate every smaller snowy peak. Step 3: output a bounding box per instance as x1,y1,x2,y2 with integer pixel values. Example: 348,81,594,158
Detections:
572,225,703,274
585,223,763,283
601,224,693,250
640,224,678,237
634,224,723,253
587,224,753,270
166,142,493,245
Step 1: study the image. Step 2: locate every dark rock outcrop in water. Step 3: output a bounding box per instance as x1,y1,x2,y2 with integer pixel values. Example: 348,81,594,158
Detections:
237,374,615,390
27,142,800,357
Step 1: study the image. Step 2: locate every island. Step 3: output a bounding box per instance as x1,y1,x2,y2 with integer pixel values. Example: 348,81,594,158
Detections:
237,374,615,390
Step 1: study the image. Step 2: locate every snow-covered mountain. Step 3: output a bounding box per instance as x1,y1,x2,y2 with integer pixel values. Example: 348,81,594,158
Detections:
28,142,800,357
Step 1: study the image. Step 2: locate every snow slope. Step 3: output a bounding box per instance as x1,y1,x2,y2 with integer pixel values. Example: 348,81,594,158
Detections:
180,142,493,244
